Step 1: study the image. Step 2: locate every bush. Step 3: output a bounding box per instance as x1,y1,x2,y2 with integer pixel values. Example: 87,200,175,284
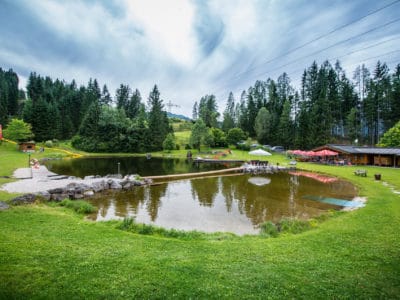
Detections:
185,144,192,150
117,217,235,241
278,218,311,234
259,221,279,237
59,199,97,214
45,140,53,148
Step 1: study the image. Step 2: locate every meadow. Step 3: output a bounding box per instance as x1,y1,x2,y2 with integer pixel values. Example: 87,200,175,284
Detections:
0,140,399,298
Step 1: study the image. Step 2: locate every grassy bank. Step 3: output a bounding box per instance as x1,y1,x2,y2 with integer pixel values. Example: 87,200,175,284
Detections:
0,141,399,298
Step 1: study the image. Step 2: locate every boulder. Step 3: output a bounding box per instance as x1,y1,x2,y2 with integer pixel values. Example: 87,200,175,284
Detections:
122,181,132,190
144,178,153,185
48,187,65,194
83,190,95,197
107,179,122,189
36,191,51,201
11,194,37,205
84,175,96,180
72,193,85,199
0,201,10,210
92,180,106,192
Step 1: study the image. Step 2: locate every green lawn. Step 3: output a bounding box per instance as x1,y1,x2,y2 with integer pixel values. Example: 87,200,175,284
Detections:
1,141,400,298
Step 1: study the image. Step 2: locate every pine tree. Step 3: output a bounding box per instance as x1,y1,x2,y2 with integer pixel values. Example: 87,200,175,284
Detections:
222,92,236,132
126,89,141,119
4,69,19,116
116,84,131,112
31,97,51,141
147,85,169,151
277,100,292,148
192,101,198,120
100,84,112,106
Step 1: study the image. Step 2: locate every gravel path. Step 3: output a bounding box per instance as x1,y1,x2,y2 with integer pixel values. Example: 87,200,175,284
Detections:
0,166,112,194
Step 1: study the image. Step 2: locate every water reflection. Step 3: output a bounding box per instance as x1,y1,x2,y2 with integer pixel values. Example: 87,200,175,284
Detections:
87,172,357,235
44,156,237,178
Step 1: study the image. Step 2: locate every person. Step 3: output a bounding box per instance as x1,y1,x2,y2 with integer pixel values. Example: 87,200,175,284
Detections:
187,150,192,159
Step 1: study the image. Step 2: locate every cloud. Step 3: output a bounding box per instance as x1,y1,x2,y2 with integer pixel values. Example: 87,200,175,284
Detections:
0,0,399,116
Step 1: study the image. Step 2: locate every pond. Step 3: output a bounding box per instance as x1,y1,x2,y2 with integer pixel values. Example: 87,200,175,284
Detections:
44,156,237,178
86,172,358,235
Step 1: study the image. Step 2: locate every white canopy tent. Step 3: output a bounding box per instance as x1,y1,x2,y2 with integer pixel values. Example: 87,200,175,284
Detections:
248,149,272,156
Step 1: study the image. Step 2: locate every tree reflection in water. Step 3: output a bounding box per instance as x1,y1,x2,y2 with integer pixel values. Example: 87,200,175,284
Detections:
87,173,357,234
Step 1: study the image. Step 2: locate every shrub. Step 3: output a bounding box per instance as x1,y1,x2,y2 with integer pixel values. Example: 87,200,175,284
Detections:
259,221,279,237
278,218,311,234
45,140,53,148
117,217,235,241
59,199,97,214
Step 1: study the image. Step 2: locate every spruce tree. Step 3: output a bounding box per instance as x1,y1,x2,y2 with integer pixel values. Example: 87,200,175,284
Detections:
147,85,169,151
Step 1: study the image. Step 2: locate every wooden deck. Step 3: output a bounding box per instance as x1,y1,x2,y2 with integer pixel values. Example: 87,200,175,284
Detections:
144,167,242,181
193,158,245,163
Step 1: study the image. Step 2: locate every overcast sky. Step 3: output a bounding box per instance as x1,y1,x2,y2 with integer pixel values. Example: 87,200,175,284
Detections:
1,0,399,116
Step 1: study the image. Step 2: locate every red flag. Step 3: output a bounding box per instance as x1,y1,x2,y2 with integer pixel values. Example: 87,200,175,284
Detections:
0,124,2,140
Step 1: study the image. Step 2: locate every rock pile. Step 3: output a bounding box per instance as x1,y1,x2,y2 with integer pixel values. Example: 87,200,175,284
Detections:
10,174,152,205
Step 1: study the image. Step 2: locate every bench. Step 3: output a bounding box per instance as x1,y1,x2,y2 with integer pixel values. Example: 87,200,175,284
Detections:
354,169,367,177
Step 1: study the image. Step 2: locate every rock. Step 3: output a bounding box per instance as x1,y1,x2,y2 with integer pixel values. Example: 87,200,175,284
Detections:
122,182,132,190
73,193,85,199
0,201,10,210
68,176,81,180
83,190,94,197
133,180,143,186
124,174,140,181
84,175,96,180
107,179,122,189
144,178,153,185
11,194,37,205
36,191,51,201
48,187,65,194
92,181,106,192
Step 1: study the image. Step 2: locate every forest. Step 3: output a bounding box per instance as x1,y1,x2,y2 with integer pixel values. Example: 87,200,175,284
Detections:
0,59,399,152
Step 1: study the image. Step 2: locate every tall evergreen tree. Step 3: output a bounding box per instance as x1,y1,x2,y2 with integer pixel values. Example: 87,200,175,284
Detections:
198,95,219,127
192,101,198,120
116,84,131,112
147,85,170,151
31,97,52,141
100,84,112,106
222,92,236,132
126,89,141,119
277,100,292,148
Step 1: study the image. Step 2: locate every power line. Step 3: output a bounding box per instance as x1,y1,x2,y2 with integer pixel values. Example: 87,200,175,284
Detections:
228,0,400,82
250,18,400,80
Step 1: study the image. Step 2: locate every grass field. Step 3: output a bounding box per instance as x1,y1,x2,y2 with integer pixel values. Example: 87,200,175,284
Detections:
1,140,400,298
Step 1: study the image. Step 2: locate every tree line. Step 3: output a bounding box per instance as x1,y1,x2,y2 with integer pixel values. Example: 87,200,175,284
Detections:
194,60,400,149
1,59,399,152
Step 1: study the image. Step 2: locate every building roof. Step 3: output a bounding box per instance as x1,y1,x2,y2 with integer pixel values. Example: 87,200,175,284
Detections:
315,144,400,156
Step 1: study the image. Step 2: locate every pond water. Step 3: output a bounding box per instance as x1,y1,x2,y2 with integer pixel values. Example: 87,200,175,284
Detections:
44,156,237,178
87,172,358,235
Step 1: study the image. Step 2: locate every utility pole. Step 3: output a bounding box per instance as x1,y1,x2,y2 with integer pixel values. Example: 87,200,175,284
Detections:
165,100,180,113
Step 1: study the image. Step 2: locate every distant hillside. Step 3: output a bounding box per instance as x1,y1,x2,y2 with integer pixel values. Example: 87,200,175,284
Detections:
166,112,191,121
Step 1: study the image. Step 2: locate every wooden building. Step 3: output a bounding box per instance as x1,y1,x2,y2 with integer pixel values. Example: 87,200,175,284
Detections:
313,144,400,167
18,141,36,153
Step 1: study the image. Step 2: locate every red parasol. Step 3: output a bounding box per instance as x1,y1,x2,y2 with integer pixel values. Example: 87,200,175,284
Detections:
314,149,338,156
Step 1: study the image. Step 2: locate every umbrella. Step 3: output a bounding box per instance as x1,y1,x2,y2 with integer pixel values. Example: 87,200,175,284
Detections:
248,149,272,156
314,149,338,156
